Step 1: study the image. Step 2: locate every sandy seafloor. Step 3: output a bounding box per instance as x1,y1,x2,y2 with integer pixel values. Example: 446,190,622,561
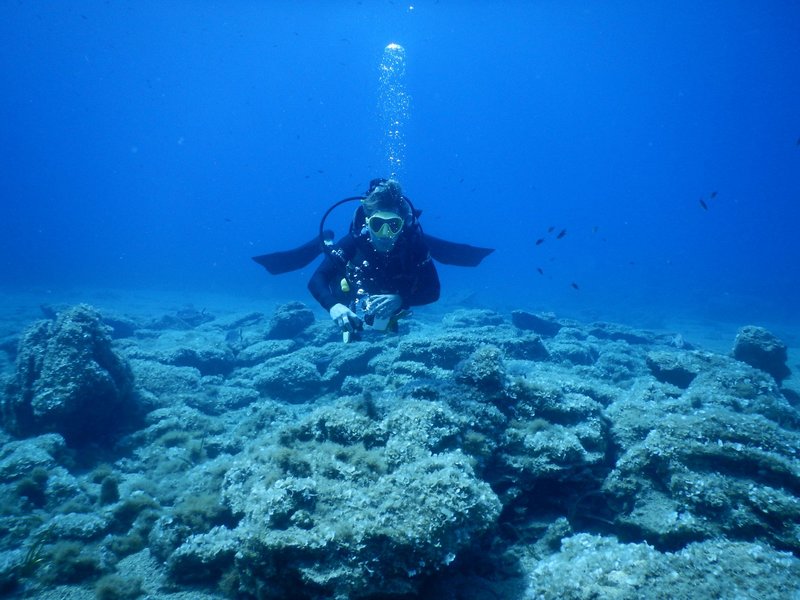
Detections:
0,286,799,600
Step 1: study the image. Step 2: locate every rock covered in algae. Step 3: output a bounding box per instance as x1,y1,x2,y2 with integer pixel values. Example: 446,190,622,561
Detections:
1,300,799,600
524,533,800,600
604,354,800,553
2,304,136,446
265,301,315,340
732,325,791,383
167,400,501,599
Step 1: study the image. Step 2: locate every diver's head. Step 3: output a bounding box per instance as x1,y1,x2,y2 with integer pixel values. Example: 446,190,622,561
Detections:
362,179,410,252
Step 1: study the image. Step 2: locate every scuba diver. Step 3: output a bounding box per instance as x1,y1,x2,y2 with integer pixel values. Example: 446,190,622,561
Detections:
253,178,493,342
309,179,439,340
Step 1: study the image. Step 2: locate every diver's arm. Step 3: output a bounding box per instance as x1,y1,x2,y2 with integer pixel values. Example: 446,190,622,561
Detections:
308,236,356,310
307,258,340,310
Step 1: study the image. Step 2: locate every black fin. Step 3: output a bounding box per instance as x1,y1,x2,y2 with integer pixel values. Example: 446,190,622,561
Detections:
253,228,492,275
252,233,328,275
422,234,494,267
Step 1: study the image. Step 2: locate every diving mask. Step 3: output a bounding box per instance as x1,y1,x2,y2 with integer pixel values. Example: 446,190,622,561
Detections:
366,211,404,238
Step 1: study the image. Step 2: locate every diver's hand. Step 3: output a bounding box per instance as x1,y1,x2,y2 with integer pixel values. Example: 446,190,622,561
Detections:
368,294,402,319
329,303,360,332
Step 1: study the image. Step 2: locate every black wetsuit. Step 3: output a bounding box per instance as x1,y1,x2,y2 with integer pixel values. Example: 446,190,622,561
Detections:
308,222,440,312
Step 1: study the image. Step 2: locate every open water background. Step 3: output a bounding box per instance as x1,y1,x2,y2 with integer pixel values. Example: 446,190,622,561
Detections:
2,1,798,336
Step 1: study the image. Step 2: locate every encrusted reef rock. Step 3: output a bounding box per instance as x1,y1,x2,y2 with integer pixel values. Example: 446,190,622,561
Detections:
168,400,502,599
525,534,800,600
455,344,508,393
1,304,136,446
645,350,703,389
1,299,798,600
395,313,548,376
732,325,791,383
604,355,800,553
496,362,612,505
511,310,563,337
442,308,505,329
266,301,315,339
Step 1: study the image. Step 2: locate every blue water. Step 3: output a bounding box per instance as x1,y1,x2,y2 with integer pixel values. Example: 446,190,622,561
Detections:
2,1,798,331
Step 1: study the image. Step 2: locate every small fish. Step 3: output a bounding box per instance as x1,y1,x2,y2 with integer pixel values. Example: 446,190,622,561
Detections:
537,267,544,275
592,226,599,234
570,282,579,290
547,226,555,233
535,238,544,246
699,198,708,210
224,218,232,223
710,191,717,199
796,136,800,146
556,229,567,239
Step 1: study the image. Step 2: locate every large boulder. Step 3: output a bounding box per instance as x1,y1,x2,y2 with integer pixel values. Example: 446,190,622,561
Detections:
604,383,800,553
266,301,315,340
511,310,563,337
732,325,790,383
1,305,137,446
166,400,501,599
497,364,610,501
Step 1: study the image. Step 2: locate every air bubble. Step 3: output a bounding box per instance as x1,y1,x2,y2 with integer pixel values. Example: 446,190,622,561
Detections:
378,43,410,180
